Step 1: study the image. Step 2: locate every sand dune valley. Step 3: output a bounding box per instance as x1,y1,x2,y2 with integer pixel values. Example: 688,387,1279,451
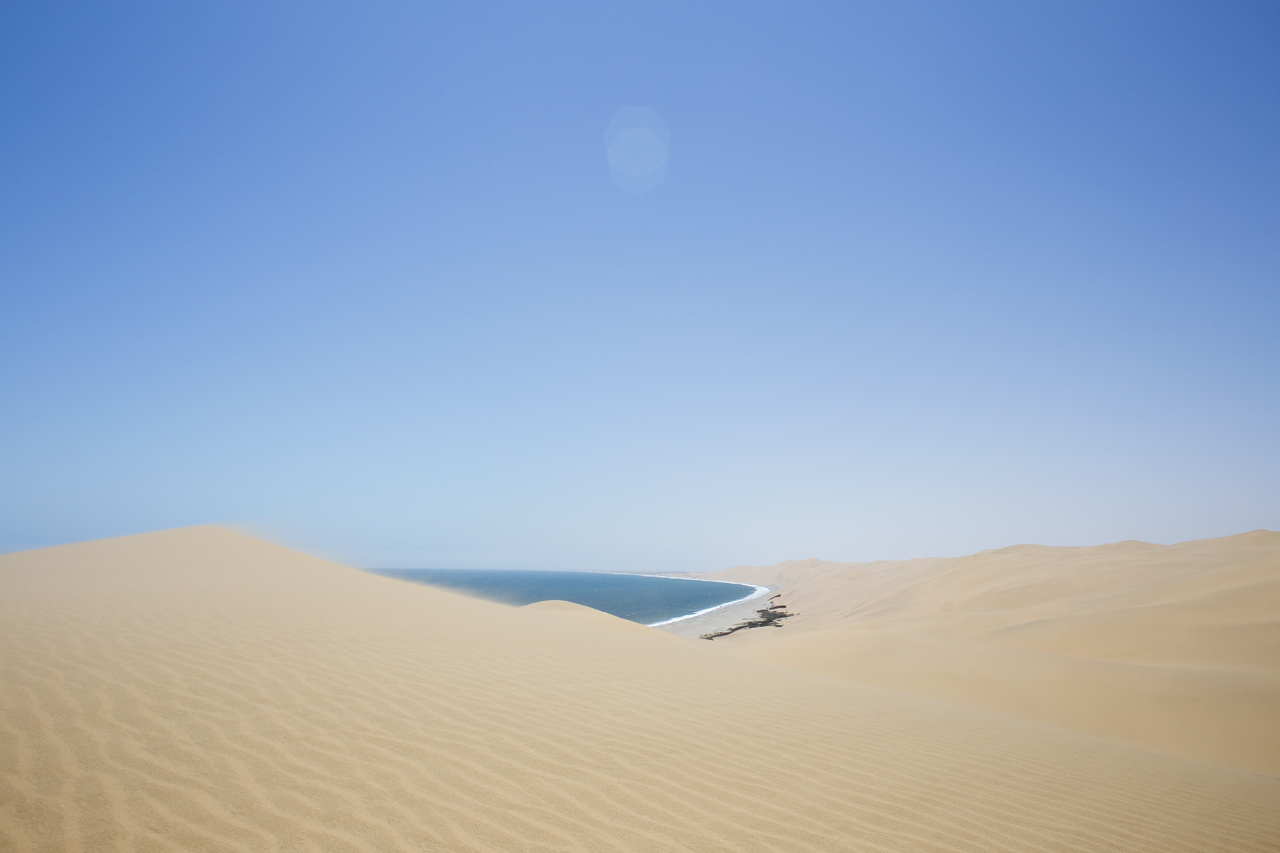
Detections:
2,526,1278,853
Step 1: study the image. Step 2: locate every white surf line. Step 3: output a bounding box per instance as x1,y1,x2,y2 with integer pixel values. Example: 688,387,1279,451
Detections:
641,579,770,628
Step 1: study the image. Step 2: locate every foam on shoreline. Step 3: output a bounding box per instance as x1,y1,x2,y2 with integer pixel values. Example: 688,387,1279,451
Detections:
643,578,769,627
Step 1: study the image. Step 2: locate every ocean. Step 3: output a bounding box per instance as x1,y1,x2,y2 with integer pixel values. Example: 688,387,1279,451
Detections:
375,569,764,626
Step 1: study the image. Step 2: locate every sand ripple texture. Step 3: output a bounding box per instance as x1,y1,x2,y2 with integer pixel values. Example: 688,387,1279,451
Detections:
708,531,1280,776
2,527,1278,852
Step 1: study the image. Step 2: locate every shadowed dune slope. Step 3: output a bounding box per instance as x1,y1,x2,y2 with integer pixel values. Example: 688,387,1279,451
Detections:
708,531,1280,775
2,527,1279,852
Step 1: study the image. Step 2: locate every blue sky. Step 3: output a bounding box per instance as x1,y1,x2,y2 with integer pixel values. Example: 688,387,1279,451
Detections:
2,1,1277,571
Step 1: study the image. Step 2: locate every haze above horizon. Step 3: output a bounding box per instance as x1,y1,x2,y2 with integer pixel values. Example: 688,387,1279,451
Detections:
2,1,1277,571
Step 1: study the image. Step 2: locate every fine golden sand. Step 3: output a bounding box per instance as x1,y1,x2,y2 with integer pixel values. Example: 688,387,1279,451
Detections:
702,530,1280,777
2,527,1278,852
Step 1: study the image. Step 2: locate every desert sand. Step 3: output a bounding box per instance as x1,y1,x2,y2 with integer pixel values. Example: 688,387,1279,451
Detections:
698,531,1280,777
2,527,1279,852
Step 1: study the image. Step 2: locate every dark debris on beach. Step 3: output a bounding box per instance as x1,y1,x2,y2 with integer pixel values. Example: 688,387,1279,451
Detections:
699,594,795,640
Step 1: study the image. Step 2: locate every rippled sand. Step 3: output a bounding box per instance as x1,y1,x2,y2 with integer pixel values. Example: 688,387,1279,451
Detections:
3,527,1278,851
705,530,1280,775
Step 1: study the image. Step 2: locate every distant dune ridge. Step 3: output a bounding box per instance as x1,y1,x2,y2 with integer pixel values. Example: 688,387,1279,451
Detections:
2,528,1279,851
704,530,1280,776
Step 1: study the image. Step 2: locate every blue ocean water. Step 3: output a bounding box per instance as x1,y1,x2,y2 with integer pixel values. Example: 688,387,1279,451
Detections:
375,569,762,626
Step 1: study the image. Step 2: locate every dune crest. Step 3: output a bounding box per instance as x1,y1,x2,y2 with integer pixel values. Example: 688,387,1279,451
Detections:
2,527,1278,851
706,530,1280,774
521,599,677,638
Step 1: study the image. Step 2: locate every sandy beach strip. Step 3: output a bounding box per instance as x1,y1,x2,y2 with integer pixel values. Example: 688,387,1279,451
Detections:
652,588,775,637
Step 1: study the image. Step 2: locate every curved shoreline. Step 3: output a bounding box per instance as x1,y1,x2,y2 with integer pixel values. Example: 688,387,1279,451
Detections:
379,568,766,628
641,579,769,627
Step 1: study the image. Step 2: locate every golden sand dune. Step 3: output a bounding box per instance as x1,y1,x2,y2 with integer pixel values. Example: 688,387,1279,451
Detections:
520,599,679,639
2,528,1278,852
707,531,1280,775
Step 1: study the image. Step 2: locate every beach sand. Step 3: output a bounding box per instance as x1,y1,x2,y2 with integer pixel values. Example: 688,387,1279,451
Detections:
2,527,1278,851
651,591,772,638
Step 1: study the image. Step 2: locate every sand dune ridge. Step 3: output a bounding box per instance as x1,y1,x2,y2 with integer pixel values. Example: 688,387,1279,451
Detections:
2,527,1278,851
706,530,1280,774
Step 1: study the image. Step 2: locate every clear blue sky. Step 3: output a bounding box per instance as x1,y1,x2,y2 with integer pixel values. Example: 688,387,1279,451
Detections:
3,1,1277,571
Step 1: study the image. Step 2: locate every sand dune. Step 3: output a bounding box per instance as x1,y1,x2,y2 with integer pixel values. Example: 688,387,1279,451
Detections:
520,599,682,639
3,528,1279,851
705,530,1280,775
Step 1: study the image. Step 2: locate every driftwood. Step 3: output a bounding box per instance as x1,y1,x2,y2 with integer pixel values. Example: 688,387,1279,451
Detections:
700,601,795,640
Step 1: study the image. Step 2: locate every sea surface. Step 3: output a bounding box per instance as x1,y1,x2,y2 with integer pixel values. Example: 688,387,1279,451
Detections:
375,569,763,626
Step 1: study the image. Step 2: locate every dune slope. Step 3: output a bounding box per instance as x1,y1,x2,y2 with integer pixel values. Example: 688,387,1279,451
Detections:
707,531,1280,775
2,527,1278,852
